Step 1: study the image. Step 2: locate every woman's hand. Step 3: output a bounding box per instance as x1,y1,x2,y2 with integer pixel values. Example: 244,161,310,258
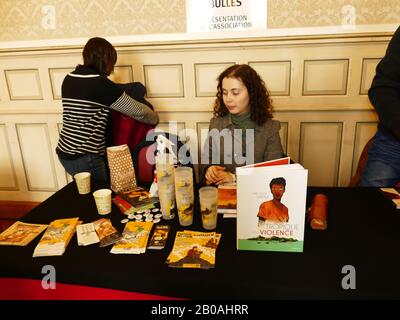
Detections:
205,166,235,185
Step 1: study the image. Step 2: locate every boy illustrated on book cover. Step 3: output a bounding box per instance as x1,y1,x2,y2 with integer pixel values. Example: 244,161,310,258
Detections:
236,159,307,253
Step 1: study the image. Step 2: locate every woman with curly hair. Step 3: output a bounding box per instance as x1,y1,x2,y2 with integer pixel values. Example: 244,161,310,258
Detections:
200,64,283,185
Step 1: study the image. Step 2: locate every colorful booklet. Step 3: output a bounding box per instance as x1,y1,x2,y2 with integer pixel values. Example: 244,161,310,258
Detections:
33,217,79,257
110,221,153,254
0,221,47,246
236,157,308,253
166,231,221,269
76,222,100,246
93,218,122,247
147,224,171,250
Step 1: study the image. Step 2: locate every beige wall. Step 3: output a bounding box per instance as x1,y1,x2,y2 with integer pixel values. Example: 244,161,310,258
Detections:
0,0,399,44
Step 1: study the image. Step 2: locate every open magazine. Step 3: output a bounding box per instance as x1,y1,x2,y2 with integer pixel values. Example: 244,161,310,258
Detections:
0,221,47,246
236,157,308,253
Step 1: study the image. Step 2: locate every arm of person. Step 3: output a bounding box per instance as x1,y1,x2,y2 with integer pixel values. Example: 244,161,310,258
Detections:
206,166,236,185
368,26,400,140
369,86,400,140
110,92,158,125
263,120,284,161
99,78,158,125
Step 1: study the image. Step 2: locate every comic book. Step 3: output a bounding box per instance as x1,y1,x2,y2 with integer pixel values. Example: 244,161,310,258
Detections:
110,221,153,254
217,183,237,217
33,217,79,257
93,218,122,247
0,221,47,246
112,195,136,215
236,158,308,253
118,187,159,211
166,231,221,269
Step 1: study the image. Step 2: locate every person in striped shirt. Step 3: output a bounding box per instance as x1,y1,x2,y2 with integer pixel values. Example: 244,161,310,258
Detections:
56,37,158,185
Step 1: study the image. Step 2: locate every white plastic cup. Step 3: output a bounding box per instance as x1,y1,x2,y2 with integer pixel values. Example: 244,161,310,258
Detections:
74,172,91,195
199,186,218,230
93,188,112,215
174,167,194,226
155,154,175,180
158,175,176,220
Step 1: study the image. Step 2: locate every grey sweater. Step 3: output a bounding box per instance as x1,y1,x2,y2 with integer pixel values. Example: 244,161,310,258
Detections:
199,114,283,181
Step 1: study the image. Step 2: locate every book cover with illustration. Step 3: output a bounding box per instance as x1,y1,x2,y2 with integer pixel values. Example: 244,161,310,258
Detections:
236,158,308,253
217,183,237,216
0,221,47,246
93,218,122,247
33,217,79,257
112,195,134,215
147,224,171,250
118,186,159,210
166,231,221,269
110,221,153,254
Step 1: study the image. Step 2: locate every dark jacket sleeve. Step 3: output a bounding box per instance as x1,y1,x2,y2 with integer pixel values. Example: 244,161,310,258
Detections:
368,25,400,140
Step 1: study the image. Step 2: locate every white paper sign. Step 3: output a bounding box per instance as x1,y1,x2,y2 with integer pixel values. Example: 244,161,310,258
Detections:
186,0,266,33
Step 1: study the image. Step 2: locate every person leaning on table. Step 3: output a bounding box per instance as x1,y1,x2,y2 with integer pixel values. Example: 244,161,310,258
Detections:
200,64,283,186
56,37,158,185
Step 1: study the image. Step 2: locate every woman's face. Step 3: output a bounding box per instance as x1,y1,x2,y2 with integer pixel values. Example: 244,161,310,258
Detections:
221,77,250,115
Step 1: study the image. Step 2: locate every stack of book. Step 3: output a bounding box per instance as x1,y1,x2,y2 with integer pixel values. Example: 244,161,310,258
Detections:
217,183,237,218
111,221,153,254
33,217,79,257
114,186,159,215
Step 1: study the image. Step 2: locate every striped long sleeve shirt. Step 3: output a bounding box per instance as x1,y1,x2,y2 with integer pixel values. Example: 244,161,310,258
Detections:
56,65,158,158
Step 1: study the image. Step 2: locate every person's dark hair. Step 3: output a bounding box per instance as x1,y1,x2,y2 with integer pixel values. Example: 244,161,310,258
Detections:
269,177,286,189
82,37,117,76
213,64,273,125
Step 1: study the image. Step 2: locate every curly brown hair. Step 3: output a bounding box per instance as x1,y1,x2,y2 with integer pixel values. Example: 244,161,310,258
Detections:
213,64,273,125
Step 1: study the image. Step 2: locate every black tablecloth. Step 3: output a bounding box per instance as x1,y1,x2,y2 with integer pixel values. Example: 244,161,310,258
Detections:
1,183,400,299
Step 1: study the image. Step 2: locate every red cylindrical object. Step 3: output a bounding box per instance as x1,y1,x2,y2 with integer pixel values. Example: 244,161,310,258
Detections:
309,194,328,230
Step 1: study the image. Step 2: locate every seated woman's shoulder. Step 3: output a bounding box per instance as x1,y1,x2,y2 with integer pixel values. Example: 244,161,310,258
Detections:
263,118,281,131
209,114,229,128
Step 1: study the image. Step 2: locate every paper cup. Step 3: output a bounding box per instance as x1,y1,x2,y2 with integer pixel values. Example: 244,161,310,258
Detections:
155,154,175,180
199,186,218,230
174,167,194,226
74,172,91,195
158,175,176,220
93,188,112,215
